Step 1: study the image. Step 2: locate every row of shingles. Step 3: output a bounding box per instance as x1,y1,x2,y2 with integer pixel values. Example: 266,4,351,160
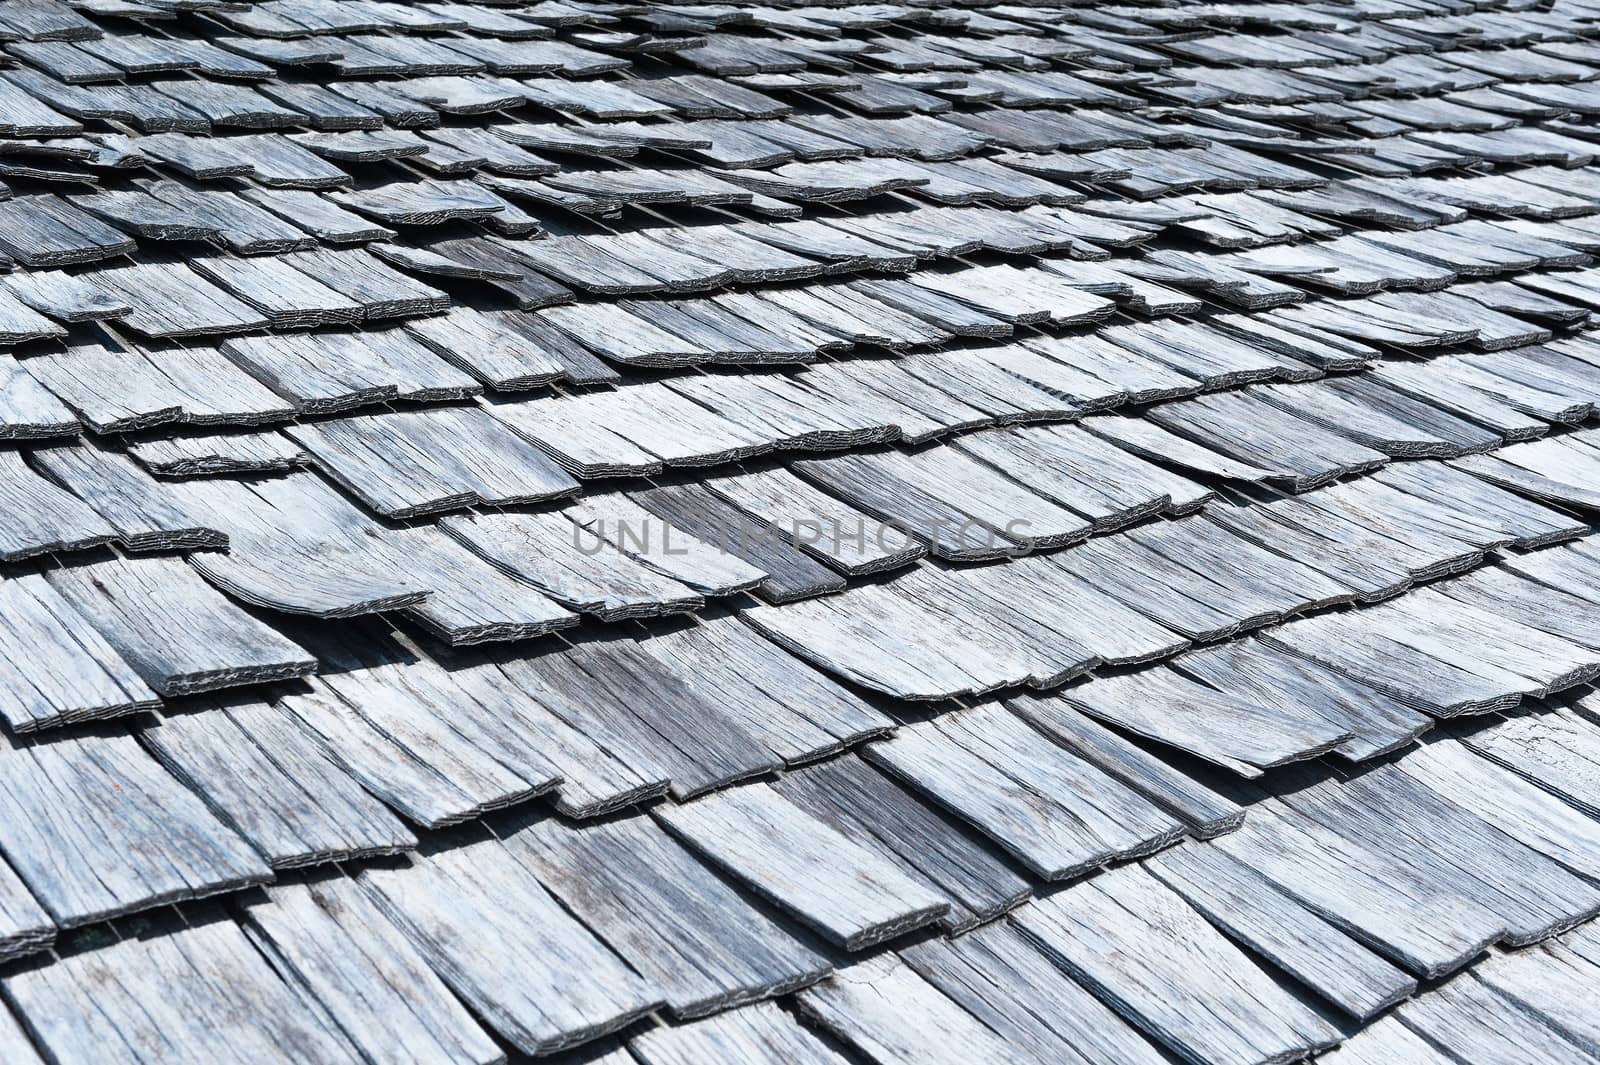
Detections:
467,34,1318,335
0,570,902,967
633,0,1561,196
1011,59,1600,361
0,0,1548,946
0,256,1512,656
358,122,1600,386
0,20,726,1049
256,252,1593,562
3,195,1590,466
3,270,1587,793
0,200,1135,439
748,369,1600,815
1318,917,1600,1064
3,329,1587,1042
1091,85,1600,520
1149,13,1591,142
0,0,1574,786
8,27,643,126
0,0,1017,291
3,188,1337,646
755,534,1600,931
0,725,937,1061
6,20,1587,486
21,130,1177,369
1149,21,1600,320
733,401,1594,698
149,666,1600,1065
499,4,1600,1055
0,6,1593,1055
0,819,820,1065
0,409,1587,1049
543,473,1600,1059
0,749,1303,1064
0,300,1337,740
857,0,1600,338
550,896,1320,1065
140,493,1600,1058
0,0,688,418
0,621,810,1057
0,3,663,140
1,838,1080,1065
646,28,1536,194
591,581,1600,1063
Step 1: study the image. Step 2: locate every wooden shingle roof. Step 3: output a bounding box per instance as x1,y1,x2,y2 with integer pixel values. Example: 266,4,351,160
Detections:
0,0,1599,1061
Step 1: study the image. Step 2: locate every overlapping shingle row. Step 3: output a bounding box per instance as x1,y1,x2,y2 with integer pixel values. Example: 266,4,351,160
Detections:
0,0,1599,1061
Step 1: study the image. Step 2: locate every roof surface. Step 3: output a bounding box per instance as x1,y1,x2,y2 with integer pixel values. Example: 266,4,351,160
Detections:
0,0,1597,1061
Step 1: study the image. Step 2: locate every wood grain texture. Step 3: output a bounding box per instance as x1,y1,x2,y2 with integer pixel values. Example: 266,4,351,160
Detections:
630,1002,850,1065
901,921,1169,1065
220,329,478,415
361,840,661,1056
773,754,1030,933
1282,764,1600,946
1016,864,1341,1065
287,406,578,518
865,704,1186,880
497,633,779,800
1212,799,1507,978
143,697,416,869
636,613,890,766
0,732,270,927
0,573,159,731
1008,693,1245,838
1057,665,1352,777
31,442,226,552
173,471,430,619
279,624,573,826
443,509,705,621
243,878,505,1065
656,782,950,950
7,918,363,1065
46,555,315,696
707,465,926,576
567,492,768,597
797,954,1033,1065
505,812,831,1016
1146,843,1417,1019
